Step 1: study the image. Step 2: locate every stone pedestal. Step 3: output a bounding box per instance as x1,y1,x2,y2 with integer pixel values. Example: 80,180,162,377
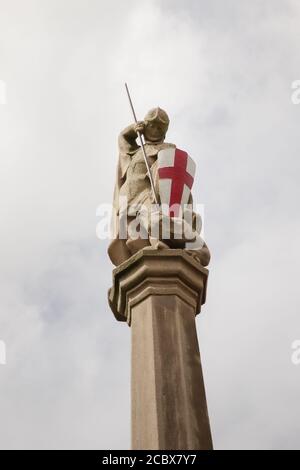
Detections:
108,249,213,450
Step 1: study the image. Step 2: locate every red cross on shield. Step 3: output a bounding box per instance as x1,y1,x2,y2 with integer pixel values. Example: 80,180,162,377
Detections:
157,147,196,217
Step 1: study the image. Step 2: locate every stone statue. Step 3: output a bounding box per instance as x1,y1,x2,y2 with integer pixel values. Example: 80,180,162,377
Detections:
108,107,210,267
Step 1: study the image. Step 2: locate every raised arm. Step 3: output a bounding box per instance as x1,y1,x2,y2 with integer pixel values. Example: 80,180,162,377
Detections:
118,121,145,155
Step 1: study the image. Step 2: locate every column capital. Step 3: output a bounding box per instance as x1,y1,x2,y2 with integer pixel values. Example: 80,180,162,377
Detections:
108,248,209,325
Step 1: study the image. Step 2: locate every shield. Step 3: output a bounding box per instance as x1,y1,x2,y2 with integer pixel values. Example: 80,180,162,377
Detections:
157,147,196,217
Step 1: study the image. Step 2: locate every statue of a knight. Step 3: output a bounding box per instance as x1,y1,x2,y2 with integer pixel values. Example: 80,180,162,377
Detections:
108,107,210,267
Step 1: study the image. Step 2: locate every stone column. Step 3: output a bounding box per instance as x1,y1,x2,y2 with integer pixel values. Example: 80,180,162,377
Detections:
108,248,213,450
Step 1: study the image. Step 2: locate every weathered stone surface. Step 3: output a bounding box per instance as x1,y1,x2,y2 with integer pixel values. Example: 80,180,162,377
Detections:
108,248,208,323
108,249,213,450
107,110,211,267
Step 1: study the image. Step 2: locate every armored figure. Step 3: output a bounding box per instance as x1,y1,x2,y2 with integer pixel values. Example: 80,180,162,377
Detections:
108,107,210,267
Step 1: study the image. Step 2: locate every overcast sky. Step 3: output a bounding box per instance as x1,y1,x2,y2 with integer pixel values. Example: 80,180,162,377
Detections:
0,0,299,449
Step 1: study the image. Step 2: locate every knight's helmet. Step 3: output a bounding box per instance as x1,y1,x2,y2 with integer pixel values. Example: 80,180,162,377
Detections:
144,107,170,136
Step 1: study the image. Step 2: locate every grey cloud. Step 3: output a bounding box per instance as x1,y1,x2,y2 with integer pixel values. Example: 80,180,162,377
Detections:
0,0,299,449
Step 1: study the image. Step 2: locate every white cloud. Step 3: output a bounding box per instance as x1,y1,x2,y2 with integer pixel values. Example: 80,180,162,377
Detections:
0,0,299,449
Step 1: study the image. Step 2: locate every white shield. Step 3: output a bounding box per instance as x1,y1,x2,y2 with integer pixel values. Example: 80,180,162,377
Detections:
157,147,196,217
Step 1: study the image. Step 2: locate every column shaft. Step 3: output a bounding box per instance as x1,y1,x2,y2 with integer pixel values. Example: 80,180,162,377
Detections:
131,294,212,450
